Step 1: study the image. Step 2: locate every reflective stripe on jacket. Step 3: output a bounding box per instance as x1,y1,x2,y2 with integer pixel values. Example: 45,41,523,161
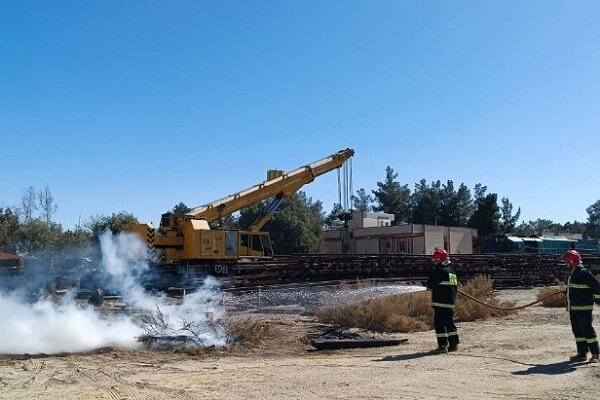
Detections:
427,262,458,309
567,265,600,312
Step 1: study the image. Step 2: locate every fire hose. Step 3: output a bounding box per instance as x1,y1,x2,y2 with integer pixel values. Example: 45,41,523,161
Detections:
457,289,565,311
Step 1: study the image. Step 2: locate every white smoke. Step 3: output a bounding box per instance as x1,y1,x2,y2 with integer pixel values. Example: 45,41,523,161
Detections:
0,292,141,354
0,231,225,355
98,231,157,309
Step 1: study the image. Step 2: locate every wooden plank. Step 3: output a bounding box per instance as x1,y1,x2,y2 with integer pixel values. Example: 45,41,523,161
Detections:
310,338,408,350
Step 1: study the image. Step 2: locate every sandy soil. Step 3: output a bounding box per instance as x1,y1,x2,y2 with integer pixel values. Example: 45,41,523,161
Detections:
1,288,599,400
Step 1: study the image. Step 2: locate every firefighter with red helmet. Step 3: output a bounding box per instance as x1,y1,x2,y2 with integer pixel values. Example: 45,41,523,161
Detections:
563,249,600,363
427,248,459,353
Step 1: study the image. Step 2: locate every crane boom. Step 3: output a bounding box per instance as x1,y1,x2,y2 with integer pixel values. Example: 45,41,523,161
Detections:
185,148,354,223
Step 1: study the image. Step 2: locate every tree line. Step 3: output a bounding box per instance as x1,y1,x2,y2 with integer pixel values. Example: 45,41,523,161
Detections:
1,173,599,258
337,166,600,243
339,166,600,243
0,185,138,257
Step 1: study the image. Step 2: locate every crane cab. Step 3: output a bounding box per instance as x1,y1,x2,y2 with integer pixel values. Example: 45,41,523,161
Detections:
125,221,273,261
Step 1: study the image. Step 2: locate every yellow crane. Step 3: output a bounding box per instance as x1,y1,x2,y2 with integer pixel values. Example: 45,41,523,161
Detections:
127,148,354,263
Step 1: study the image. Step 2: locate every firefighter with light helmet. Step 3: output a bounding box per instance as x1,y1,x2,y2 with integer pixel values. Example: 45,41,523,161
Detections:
563,249,600,363
427,248,459,353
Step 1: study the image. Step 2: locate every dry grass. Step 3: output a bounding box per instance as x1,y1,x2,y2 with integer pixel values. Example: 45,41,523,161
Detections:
316,290,431,333
455,275,516,320
537,286,566,307
317,275,515,333
224,317,278,347
355,278,376,288
175,346,209,357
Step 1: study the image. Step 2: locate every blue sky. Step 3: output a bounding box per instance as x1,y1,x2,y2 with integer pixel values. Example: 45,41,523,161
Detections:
1,1,599,229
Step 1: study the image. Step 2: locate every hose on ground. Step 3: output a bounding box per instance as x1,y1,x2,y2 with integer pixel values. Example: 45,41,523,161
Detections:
457,288,564,311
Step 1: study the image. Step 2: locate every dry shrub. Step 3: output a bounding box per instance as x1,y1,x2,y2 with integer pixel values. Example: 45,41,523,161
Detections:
224,317,278,347
455,275,515,321
356,278,375,288
387,313,430,332
316,290,432,333
317,275,518,333
176,346,208,357
338,280,351,291
315,304,356,328
537,286,566,307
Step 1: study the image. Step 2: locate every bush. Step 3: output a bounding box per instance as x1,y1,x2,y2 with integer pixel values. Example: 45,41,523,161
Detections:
317,275,516,333
224,317,278,347
316,290,432,333
456,275,515,321
537,286,566,308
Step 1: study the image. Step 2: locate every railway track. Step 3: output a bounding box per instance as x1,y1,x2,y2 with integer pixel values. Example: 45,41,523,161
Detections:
3,253,599,294
225,253,600,289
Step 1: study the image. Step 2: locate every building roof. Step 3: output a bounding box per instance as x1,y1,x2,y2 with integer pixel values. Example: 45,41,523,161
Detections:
506,236,524,243
521,238,543,243
539,236,577,242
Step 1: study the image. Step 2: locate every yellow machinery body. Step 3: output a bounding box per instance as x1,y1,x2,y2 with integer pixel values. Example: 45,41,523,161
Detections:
127,221,273,261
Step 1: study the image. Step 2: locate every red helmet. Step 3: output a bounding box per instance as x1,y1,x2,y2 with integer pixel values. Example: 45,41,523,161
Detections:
562,250,581,266
432,248,449,262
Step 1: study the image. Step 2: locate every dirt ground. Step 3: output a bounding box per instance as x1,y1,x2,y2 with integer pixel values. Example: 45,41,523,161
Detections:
1,288,600,400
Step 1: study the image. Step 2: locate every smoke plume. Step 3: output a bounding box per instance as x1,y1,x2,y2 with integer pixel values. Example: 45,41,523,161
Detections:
0,231,225,355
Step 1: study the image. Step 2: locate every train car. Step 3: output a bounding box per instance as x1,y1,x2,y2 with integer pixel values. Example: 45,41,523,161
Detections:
521,237,543,253
536,236,577,254
485,234,580,255
484,234,525,253
576,239,600,254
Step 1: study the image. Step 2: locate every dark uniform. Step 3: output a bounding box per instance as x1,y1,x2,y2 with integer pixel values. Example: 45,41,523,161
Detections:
427,261,459,351
567,264,600,357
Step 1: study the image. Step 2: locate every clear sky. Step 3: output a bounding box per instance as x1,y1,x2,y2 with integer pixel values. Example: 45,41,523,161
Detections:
1,1,599,229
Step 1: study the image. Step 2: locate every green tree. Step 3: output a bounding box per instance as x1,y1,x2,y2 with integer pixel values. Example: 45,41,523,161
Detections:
351,188,373,212
56,227,92,258
214,214,238,229
468,185,501,245
237,202,263,231
18,219,63,256
302,192,326,232
0,207,20,253
455,183,475,226
437,180,457,226
86,212,139,236
172,202,192,215
528,218,560,235
239,192,324,254
473,183,487,201
562,220,587,235
411,179,442,225
372,166,411,223
500,197,521,233
513,221,534,236
585,199,600,239
324,203,347,230
436,181,474,227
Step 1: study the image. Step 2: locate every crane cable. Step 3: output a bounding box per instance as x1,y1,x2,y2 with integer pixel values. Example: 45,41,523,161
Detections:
346,159,353,210
456,288,565,311
337,169,342,208
337,159,353,211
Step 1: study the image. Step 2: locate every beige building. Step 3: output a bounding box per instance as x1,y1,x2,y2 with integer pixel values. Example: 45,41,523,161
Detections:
322,212,477,255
